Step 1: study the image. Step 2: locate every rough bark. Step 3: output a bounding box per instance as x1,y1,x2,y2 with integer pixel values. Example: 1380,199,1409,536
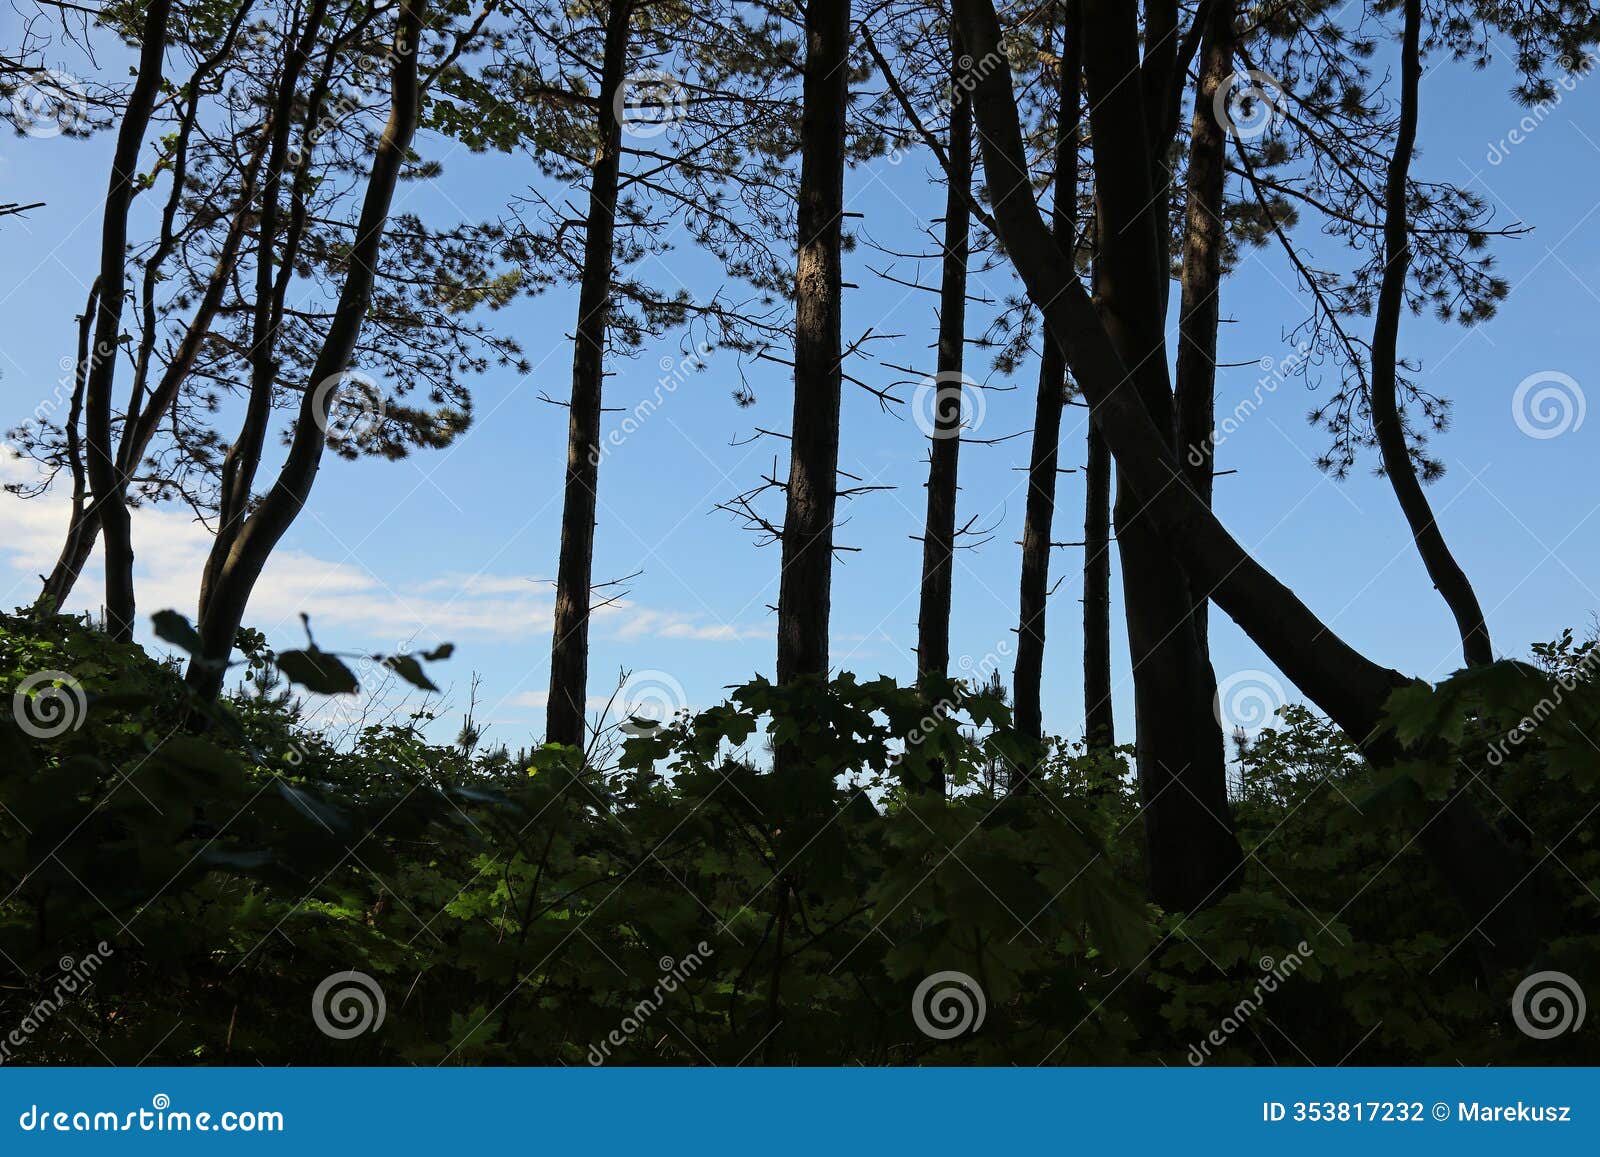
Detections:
912,24,972,796
82,0,173,641
1370,0,1494,668
546,0,635,748
1173,0,1233,643
951,0,1541,959
186,0,424,698
1012,1,1079,785
774,0,849,694
1081,0,1241,909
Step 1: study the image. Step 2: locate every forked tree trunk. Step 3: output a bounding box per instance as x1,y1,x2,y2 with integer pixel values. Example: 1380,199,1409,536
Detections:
545,0,635,748
82,0,173,641
951,0,1541,960
1081,0,1240,909
1370,0,1493,669
913,24,972,796
203,0,330,621
774,0,849,700
1012,1,1080,786
186,0,424,698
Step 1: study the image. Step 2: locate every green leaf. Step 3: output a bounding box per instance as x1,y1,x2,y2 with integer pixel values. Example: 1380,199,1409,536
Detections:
151,609,202,655
276,648,359,695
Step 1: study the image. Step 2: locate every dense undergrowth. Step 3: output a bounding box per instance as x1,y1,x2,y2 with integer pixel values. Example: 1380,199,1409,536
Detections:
1,611,1596,1065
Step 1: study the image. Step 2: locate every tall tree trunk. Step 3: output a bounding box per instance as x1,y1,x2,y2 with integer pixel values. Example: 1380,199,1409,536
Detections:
82,0,173,641
546,0,635,748
1081,0,1241,910
951,0,1541,961
1012,0,1080,786
186,0,424,699
1174,0,1233,646
774,0,849,697
1370,0,1493,668
203,0,330,621
1082,419,1114,750
913,23,972,796
38,281,100,612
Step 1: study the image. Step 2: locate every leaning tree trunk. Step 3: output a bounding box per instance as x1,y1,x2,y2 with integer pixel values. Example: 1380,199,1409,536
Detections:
913,23,972,796
545,0,635,748
1012,0,1080,787
1081,0,1241,910
186,0,424,699
1173,0,1233,646
1370,0,1493,669
82,0,173,641
38,281,100,612
774,0,849,701
951,0,1541,962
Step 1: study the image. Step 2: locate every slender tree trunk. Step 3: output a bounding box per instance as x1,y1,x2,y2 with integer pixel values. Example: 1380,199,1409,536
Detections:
186,0,424,699
1370,0,1493,668
1081,0,1240,909
546,0,635,748
951,0,1541,961
1082,418,1114,749
83,0,173,641
913,23,972,796
1174,0,1233,645
203,0,330,621
1012,1,1080,785
774,0,849,698
38,281,100,612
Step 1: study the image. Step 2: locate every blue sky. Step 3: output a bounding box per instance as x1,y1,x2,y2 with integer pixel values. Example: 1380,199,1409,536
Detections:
3,16,1597,752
